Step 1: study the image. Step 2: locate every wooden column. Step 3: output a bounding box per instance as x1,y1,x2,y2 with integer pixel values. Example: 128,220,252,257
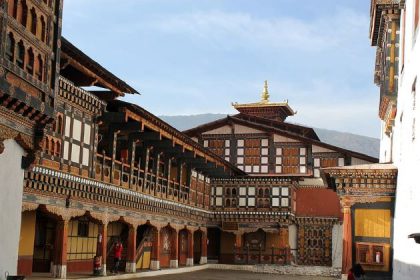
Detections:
170,229,179,268
150,228,160,270
128,140,137,190
186,231,194,266
142,147,150,192
99,223,108,276
342,205,352,275
53,220,68,278
279,226,289,248
200,231,208,264
110,130,119,182
126,225,137,273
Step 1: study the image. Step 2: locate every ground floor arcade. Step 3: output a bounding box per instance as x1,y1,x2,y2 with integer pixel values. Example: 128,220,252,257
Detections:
17,205,208,278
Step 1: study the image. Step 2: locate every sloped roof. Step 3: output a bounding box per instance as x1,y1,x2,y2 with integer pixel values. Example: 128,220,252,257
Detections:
184,114,378,163
107,100,246,176
60,37,139,96
295,188,342,220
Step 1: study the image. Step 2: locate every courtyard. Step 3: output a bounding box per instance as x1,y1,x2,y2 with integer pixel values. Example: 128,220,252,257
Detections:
134,270,335,280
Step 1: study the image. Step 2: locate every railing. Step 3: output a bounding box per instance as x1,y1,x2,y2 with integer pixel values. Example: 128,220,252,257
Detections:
233,245,291,265
95,154,192,205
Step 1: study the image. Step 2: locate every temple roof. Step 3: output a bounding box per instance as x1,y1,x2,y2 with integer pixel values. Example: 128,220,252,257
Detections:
232,81,295,122
60,37,139,98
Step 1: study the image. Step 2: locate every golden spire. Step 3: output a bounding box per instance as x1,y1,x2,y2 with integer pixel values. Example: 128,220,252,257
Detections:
261,80,270,103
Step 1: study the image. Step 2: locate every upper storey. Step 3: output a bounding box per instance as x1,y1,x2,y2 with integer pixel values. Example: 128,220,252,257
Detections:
369,0,402,135
0,0,63,125
232,81,295,122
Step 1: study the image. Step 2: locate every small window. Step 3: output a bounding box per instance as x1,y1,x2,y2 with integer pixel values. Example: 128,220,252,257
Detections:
16,41,25,69
77,220,89,237
26,47,34,74
40,16,46,42
6,33,15,62
30,8,37,35
20,0,28,27
35,55,43,81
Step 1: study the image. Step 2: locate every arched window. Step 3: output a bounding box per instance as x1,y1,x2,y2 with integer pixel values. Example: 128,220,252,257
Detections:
226,188,231,196
225,199,231,207
35,55,43,81
44,137,49,151
8,0,18,18
232,188,237,196
6,33,15,62
40,16,46,42
26,47,34,74
55,141,61,156
16,41,25,69
258,189,263,197
57,115,63,135
264,189,270,197
50,139,55,155
19,0,28,27
30,8,37,35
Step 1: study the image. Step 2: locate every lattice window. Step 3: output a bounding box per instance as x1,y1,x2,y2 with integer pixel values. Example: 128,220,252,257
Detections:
297,224,332,266
237,138,269,173
275,146,306,174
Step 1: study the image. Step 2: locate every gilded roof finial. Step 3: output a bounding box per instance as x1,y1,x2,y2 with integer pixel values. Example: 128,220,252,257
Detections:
261,80,270,103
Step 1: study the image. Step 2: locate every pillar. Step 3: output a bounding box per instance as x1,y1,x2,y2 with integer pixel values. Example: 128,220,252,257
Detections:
53,220,68,278
342,206,352,275
186,231,194,266
97,223,108,276
150,228,160,270
126,225,137,273
170,229,178,268
200,231,208,264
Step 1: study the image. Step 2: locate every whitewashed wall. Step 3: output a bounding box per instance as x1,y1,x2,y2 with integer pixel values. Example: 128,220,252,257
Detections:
332,224,342,269
392,1,420,279
0,140,25,279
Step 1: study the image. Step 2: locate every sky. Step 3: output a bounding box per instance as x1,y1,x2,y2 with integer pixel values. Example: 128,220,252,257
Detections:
62,0,380,138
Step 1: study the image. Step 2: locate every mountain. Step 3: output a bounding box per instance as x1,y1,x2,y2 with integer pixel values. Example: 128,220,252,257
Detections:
159,114,380,158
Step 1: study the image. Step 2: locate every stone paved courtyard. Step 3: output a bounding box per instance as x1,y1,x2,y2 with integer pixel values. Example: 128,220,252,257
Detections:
134,269,336,280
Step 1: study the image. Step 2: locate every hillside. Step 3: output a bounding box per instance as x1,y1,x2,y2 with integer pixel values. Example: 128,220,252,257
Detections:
159,114,380,158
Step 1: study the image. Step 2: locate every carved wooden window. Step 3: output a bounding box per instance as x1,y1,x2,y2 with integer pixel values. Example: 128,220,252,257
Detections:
208,139,225,157
271,186,289,207
20,0,28,27
16,41,25,69
298,225,332,266
26,47,34,74
30,8,37,35
275,146,307,174
8,0,19,18
313,156,344,177
6,32,15,62
237,138,269,173
35,55,43,81
40,16,46,42
355,242,390,271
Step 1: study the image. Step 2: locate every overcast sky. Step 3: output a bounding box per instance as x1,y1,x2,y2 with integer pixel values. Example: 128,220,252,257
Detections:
62,0,380,138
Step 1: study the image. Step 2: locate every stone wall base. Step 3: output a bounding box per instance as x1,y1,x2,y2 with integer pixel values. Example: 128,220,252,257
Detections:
52,264,67,279
199,256,207,264
186,258,194,266
150,260,160,270
170,260,178,268
125,262,136,273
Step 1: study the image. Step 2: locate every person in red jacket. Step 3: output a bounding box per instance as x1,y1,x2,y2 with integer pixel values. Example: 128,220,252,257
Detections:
111,240,123,274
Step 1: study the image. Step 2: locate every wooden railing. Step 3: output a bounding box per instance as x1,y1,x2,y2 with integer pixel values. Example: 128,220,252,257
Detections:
95,153,192,204
233,245,291,265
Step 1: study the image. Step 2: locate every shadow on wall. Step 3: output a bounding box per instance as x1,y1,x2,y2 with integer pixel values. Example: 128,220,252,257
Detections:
393,259,420,280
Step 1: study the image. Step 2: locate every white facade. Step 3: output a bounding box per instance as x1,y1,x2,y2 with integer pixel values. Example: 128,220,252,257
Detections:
0,140,25,280
379,1,420,279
